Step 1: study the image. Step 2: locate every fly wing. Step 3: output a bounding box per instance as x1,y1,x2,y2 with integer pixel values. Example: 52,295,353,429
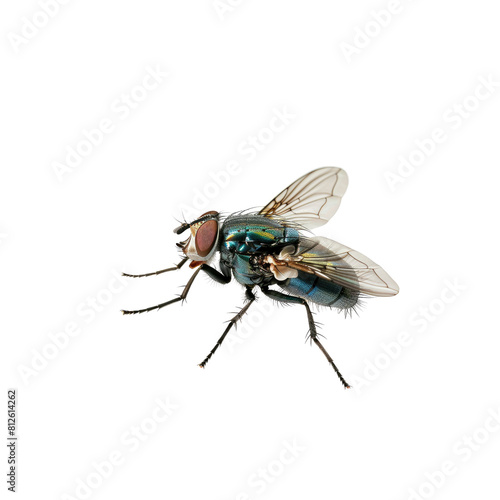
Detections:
259,167,348,229
277,236,399,297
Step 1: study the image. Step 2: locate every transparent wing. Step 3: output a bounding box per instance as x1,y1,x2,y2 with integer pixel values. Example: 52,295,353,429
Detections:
275,236,399,297
259,167,349,229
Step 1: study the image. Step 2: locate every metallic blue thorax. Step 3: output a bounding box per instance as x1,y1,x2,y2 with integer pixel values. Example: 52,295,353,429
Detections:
219,215,299,285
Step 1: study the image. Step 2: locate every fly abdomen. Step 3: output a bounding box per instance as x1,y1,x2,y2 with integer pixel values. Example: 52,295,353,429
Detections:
280,271,359,310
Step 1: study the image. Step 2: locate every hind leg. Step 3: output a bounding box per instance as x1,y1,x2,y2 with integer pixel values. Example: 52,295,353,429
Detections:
260,287,350,389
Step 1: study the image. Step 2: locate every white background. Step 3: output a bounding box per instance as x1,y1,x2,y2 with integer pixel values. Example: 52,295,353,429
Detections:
2,1,500,499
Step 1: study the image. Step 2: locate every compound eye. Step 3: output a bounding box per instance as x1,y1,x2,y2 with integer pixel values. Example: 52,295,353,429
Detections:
195,220,218,257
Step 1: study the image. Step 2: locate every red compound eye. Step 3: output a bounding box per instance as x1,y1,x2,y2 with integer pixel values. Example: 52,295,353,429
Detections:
195,220,218,257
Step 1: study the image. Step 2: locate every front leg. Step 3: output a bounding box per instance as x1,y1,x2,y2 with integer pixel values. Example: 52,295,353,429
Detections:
199,263,232,284
122,266,202,315
122,263,231,315
122,257,188,278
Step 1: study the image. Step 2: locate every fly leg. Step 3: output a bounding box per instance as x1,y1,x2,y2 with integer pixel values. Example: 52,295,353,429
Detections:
122,257,189,278
122,263,232,315
199,264,231,284
122,267,201,315
199,287,255,368
260,287,350,389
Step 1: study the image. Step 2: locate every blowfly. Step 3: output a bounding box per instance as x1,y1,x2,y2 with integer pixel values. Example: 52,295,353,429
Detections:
122,167,399,388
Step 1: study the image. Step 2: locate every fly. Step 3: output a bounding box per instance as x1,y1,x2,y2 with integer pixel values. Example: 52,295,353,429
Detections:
122,167,399,388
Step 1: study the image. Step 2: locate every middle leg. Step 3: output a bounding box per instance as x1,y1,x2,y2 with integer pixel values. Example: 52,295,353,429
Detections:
198,287,256,368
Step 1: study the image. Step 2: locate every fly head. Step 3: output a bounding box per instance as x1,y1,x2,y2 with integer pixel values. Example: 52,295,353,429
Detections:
174,211,220,264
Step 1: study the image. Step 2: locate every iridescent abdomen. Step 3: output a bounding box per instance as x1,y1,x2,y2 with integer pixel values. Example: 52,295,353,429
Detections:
280,271,359,310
